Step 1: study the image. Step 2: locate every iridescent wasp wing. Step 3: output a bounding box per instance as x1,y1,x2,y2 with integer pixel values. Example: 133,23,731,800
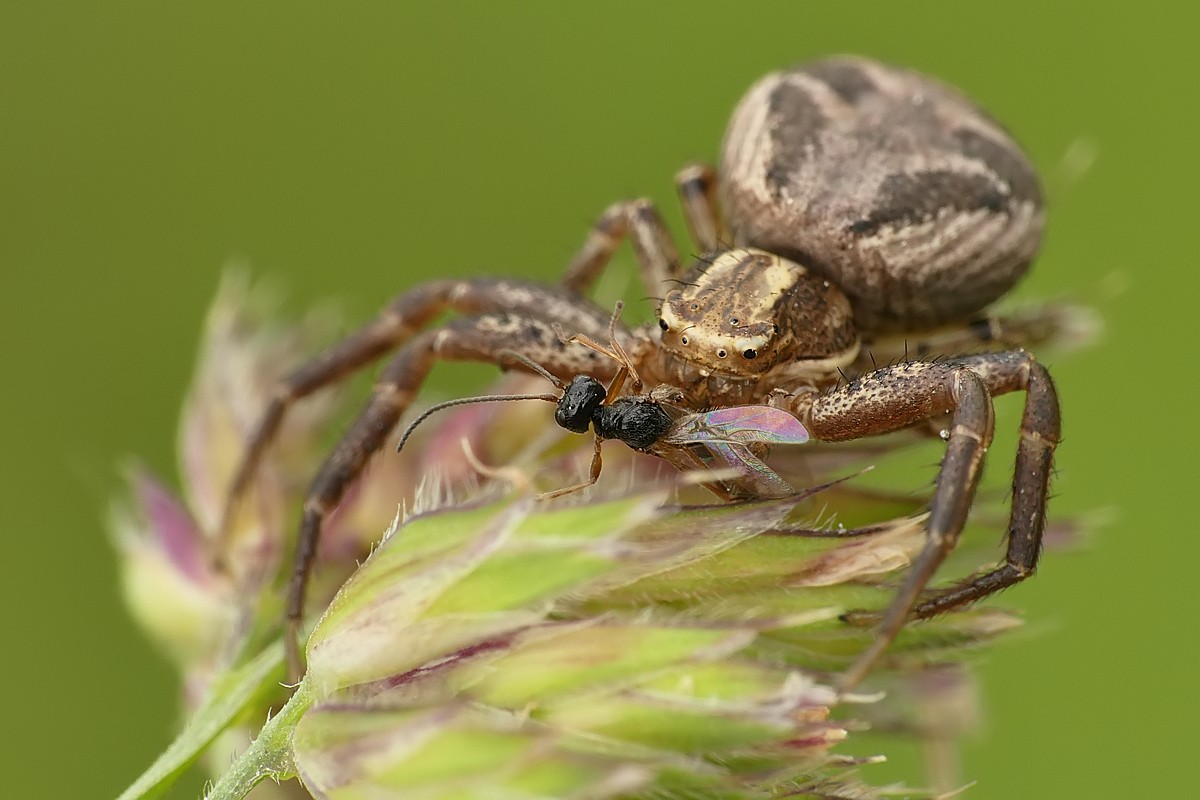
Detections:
656,405,809,498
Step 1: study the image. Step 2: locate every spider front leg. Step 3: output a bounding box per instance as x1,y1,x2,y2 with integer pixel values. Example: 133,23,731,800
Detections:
285,313,622,678
561,163,724,296
215,279,615,550
561,199,681,295
783,350,1059,690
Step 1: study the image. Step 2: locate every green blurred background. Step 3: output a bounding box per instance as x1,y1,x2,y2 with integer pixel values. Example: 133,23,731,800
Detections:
2,2,1194,797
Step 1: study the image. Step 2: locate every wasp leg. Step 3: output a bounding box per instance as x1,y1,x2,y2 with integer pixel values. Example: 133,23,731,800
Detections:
537,436,605,501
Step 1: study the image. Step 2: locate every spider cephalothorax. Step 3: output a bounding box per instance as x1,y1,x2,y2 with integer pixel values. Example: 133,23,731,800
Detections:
655,248,860,378
216,55,1064,691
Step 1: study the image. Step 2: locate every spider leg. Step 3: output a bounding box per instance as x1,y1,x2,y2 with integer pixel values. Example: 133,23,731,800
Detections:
561,199,683,296
561,165,730,296
784,351,1059,690
285,313,623,678
854,302,1094,366
675,162,727,253
216,279,616,550
908,351,1060,618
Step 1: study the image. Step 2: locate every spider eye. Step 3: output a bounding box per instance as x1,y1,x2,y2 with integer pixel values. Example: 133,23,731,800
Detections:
771,324,780,334
717,349,727,359
658,318,669,331
742,348,757,359
680,335,689,345
730,317,739,325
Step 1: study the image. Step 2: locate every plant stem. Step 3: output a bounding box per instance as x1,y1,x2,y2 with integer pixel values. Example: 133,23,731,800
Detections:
204,683,313,800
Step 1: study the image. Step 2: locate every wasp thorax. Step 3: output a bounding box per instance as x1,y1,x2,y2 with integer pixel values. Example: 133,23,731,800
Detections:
657,248,859,374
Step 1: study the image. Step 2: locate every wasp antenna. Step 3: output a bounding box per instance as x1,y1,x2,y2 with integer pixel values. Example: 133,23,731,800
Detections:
497,349,565,389
396,392,559,453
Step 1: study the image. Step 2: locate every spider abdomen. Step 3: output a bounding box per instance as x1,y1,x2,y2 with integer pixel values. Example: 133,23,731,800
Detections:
720,55,1044,333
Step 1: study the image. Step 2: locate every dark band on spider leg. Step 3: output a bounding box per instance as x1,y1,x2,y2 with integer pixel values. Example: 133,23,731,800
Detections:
967,316,998,342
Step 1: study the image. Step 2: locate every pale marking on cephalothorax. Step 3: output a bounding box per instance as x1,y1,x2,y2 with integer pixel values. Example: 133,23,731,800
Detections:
656,247,860,376
659,248,799,357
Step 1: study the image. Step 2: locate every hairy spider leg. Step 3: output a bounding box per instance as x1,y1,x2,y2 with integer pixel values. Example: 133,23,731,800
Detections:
215,279,617,553
907,351,1059,617
560,165,728,297
780,350,1058,691
854,303,1095,367
285,313,626,677
561,199,679,295
674,162,727,253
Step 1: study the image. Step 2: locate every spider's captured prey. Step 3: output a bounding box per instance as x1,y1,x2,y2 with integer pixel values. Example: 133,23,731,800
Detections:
393,322,813,502
216,56,1062,690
